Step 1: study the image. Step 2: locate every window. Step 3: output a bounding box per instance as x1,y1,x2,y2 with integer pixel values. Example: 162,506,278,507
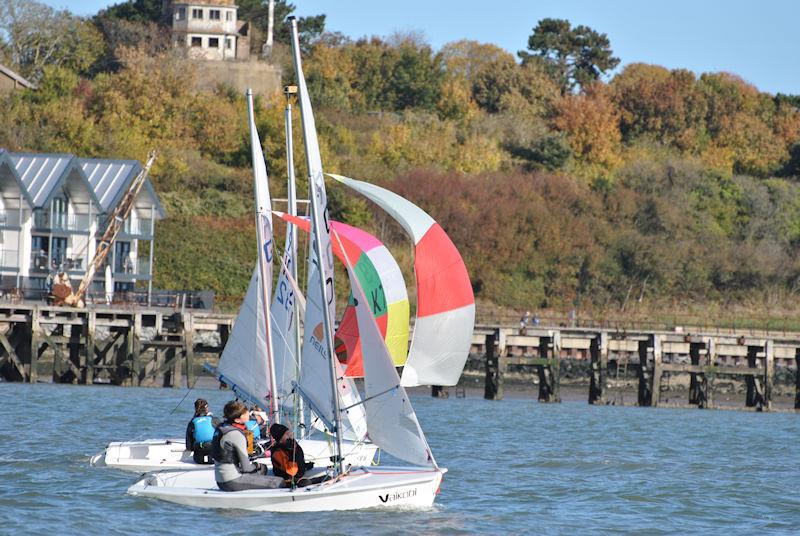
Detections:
192,8,203,19
176,7,185,20
208,37,219,48
226,11,232,21
209,9,220,20
52,198,67,229
191,36,202,47
226,38,232,49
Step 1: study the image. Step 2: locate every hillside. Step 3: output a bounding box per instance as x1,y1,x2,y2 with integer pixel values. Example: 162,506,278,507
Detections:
2,3,800,320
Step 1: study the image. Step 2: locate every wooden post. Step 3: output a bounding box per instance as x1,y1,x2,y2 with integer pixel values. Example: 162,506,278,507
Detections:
431,385,449,398
745,345,764,410
637,339,652,406
689,341,701,405
795,347,800,410
184,313,195,387
132,313,142,386
706,337,715,408
589,331,608,405
764,339,774,411
484,331,502,400
537,331,561,403
651,334,662,407
85,311,95,385
68,322,82,384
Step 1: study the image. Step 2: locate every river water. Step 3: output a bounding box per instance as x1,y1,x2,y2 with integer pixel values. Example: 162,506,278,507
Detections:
0,382,798,535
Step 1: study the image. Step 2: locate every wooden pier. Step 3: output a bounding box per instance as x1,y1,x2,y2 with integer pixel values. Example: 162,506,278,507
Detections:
475,326,800,411
2,303,799,412
0,303,230,387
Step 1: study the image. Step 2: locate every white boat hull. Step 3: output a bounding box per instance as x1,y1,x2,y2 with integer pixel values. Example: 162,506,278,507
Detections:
128,465,445,512
91,437,378,473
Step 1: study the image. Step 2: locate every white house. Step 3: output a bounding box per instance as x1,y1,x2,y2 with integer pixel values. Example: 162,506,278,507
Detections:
170,0,249,61
0,149,165,300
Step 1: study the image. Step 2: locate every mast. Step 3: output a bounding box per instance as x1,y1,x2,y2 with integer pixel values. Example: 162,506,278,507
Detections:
289,17,345,475
284,84,304,429
246,89,280,423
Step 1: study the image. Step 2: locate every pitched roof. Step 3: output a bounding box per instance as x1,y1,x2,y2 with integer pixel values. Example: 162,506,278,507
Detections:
0,149,164,218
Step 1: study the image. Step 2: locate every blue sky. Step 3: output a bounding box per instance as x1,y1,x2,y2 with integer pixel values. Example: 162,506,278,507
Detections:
43,0,799,95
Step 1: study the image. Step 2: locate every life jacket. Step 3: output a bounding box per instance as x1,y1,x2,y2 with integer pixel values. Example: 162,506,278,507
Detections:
271,440,304,481
246,420,262,440
191,415,215,446
211,423,248,466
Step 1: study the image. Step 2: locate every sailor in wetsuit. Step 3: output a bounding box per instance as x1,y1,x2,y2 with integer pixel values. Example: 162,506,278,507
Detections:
212,400,285,491
185,398,220,464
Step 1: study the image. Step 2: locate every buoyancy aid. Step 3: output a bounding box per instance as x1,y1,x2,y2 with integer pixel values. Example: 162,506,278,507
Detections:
246,420,262,440
191,415,215,446
212,423,248,466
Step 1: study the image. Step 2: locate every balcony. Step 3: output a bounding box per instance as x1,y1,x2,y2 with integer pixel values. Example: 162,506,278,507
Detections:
30,251,88,272
113,257,151,279
0,250,19,269
0,210,23,228
33,210,93,233
119,219,154,238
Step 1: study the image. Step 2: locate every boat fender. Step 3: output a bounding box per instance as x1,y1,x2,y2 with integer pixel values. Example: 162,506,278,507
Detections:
191,415,215,446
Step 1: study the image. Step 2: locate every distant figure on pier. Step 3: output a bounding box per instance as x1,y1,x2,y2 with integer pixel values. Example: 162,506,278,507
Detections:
185,398,221,464
519,310,531,334
212,400,285,491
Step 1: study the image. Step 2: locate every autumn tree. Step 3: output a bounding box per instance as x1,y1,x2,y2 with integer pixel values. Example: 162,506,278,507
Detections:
519,18,619,94
0,0,105,79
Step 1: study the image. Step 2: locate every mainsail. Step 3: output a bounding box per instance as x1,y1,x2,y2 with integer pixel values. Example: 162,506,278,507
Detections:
329,174,475,387
275,212,410,376
290,20,366,444
216,91,278,410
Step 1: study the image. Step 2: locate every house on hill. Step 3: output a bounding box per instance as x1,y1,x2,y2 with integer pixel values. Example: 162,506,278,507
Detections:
169,0,250,60
0,149,165,300
164,0,281,96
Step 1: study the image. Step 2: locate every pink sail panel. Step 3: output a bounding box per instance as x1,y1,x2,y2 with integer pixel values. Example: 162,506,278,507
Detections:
328,173,475,387
274,212,410,376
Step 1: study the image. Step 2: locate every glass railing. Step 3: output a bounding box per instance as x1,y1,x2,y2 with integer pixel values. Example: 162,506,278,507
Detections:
0,211,23,227
114,257,151,276
0,250,19,267
33,211,93,232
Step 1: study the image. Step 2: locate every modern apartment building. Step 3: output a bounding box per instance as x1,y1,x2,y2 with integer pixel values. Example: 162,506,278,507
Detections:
0,149,165,299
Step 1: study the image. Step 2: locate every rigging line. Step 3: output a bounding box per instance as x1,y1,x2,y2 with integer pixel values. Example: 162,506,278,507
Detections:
340,384,399,411
168,376,199,416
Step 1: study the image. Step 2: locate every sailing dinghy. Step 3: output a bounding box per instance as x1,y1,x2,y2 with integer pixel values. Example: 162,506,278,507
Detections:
127,18,447,511
93,82,376,475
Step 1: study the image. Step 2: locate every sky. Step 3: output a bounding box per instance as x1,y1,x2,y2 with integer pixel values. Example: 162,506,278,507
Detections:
42,0,800,95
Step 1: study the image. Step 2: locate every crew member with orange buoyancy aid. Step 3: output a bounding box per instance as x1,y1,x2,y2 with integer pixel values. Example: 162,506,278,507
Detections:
211,400,285,491
269,423,314,485
185,398,221,464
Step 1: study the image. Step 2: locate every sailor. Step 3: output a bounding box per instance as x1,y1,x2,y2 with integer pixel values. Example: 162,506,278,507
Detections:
269,423,315,485
185,399,220,464
212,400,285,491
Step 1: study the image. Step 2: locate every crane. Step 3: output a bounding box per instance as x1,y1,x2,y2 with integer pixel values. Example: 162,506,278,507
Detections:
52,152,157,307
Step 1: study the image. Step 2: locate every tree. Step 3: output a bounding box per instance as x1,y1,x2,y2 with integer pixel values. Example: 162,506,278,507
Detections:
100,0,165,25
519,18,619,94
236,0,325,52
0,0,104,80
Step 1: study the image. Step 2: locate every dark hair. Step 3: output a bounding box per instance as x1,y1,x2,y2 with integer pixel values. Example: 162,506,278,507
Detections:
194,398,209,417
223,400,248,421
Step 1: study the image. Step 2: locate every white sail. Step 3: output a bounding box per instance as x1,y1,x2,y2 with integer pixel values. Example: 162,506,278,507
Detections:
217,268,270,403
291,20,366,441
247,90,279,416
342,244,432,467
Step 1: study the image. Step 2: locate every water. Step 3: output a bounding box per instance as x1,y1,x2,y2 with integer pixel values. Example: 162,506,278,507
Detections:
1,383,799,535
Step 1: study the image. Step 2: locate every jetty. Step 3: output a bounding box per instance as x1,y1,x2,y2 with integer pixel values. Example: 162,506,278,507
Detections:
1,302,798,412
